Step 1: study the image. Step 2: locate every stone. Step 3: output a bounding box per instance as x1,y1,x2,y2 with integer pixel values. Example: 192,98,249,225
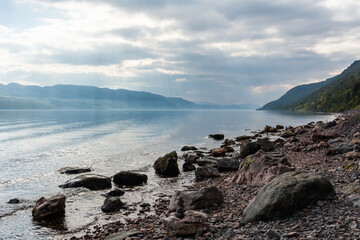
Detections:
232,150,294,186
224,139,235,145
267,229,281,240
344,151,360,159
154,151,180,177
276,125,284,130
102,188,125,197
163,210,208,237
211,147,227,157
311,132,339,142
240,141,261,158
322,120,337,129
7,198,20,204
215,158,240,172
195,166,220,179
281,131,295,138
113,171,147,186
342,181,360,195
183,162,196,172
185,155,199,164
235,135,251,141
328,137,343,144
169,186,224,212
242,171,336,223
32,194,66,220
264,125,277,133
335,142,355,154
196,158,217,167
105,231,142,240
208,134,224,140
318,141,329,148
256,138,275,152
325,148,338,156
59,174,111,190
181,146,198,151
59,167,91,174
101,196,125,213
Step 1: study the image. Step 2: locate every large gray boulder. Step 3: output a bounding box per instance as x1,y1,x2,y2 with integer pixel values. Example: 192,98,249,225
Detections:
154,151,180,177
169,186,224,212
59,174,111,190
242,171,336,223
32,195,66,220
232,150,294,186
113,171,147,186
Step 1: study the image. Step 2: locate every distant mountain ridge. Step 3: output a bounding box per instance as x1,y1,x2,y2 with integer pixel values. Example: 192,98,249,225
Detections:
0,83,258,110
259,60,360,112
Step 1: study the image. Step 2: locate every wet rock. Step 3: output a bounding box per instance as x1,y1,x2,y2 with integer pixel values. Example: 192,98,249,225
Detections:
181,146,198,151
276,125,284,130
195,166,220,179
232,150,294,186
7,198,20,204
211,147,227,157
102,188,125,197
224,139,235,145
264,125,277,133
196,158,217,167
113,171,147,187
222,145,234,153
335,142,355,154
323,120,337,129
208,133,224,140
242,171,336,223
169,186,224,212
101,196,125,213
105,231,142,240
215,158,240,172
32,194,66,220
185,155,199,164
240,141,261,158
59,167,91,174
163,210,208,237
154,151,180,177
235,135,251,141
256,138,275,152
183,162,196,172
59,174,111,190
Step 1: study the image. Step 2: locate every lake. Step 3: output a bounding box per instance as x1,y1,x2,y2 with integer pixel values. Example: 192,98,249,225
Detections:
0,109,336,239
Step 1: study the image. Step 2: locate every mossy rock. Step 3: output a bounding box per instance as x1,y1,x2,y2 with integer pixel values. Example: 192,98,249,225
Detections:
154,151,180,177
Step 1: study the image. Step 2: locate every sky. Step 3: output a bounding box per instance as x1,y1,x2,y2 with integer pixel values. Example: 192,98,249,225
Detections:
0,0,359,105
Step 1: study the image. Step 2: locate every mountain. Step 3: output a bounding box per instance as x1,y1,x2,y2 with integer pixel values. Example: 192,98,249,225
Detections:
259,60,360,112
0,83,258,110
0,83,196,109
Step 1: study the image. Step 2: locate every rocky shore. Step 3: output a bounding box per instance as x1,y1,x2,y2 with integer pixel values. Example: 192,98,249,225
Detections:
61,111,360,240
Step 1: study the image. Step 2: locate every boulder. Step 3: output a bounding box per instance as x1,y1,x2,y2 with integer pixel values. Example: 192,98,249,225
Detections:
195,166,220,179
32,195,66,220
7,198,20,204
242,171,336,223
311,132,339,142
59,167,91,174
196,158,217,167
232,150,294,186
163,210,208,237
102,188,125,197
59,174,111,190
224,139,235,145
185,155,199,164
208,133,224,140
182,162,196,172
318,141,329,148
323,120,337,129
240,141,261,158
276,125,284,130
113,171,147,187
215,158,240,172
235,135,251,141
211,147,227,157
101,196,125,213
169,186,224,212
335,142,355,154
264,125,277,133
256,138,275,152
181,146,198,151
154,151,180,177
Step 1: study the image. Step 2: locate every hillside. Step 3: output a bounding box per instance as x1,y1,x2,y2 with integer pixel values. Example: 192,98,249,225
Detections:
293,60,360,112
259,60,360,112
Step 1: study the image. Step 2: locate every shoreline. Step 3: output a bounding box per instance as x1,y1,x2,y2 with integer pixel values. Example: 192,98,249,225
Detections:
59,111,359,239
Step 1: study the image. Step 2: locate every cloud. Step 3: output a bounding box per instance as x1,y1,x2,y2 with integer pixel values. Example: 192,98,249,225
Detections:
0,0,359,105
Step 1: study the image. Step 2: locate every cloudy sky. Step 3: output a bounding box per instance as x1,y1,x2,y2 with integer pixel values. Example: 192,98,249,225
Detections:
0,0,359,105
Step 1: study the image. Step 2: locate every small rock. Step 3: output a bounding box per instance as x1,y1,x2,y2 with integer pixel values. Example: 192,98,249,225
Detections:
154,151,180,177
211,147,227,157
208,134,224,140
113,171,147,187
7,198,20,204
32,195,66,220
195,166,220,179
267,229,281,240
183,162,196,172
181,146,198,151
101,197,125,213
102,189,125,197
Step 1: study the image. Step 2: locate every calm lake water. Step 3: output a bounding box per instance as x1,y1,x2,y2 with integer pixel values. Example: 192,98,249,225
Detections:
0,109,336,239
